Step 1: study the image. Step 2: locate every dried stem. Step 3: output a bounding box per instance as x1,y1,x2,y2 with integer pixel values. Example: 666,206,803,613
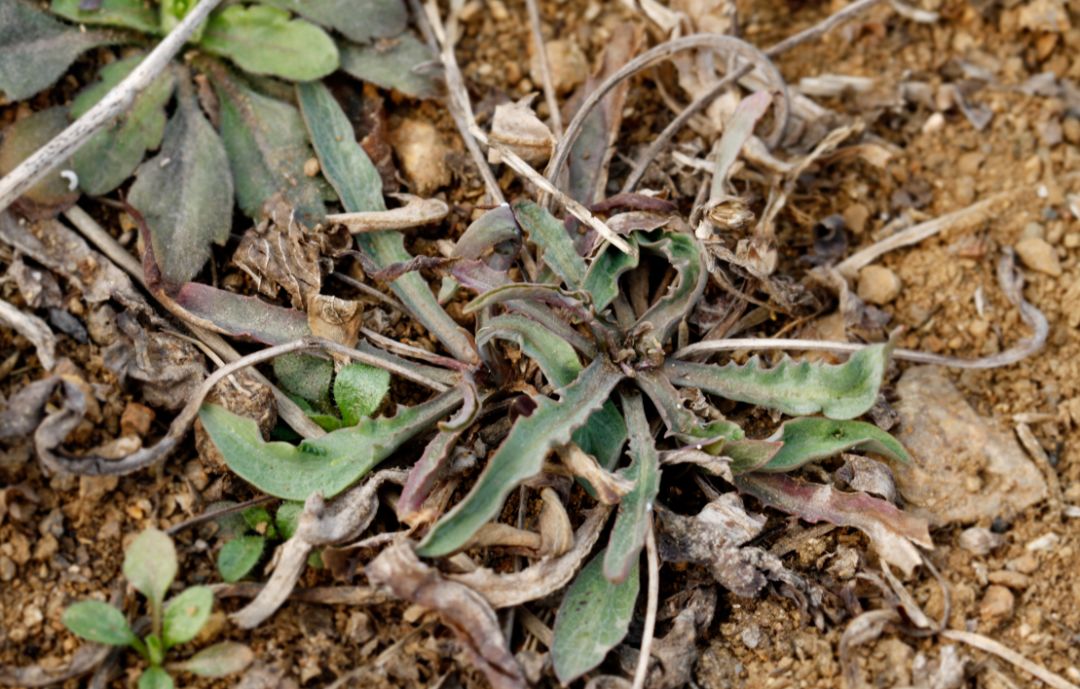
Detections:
525,0,563,137
0,0,225,213
941,630,1080,689
631,524,659,689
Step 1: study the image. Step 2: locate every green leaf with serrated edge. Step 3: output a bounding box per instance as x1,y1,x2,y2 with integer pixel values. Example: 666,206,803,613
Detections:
212,71,325,226
138,667,174,689
123,528,177,615
663,343,892,421
636,370,744,442
552,551,639,684
171,642,254,678
199,388,462,500
514,201,587,289
339,32,439,99
70,55,175,196
754,417,910,473
633,231,707,348
162,586,213,649
334,363,391,426
418,358,623,557
0,0,120,101
477,314,626,469
50,0,159,34
275,502,303,541
604,392,659,583
217,536,265,583
259,0,405,44
298,81,476,364
200,5,338,81
0,107,78,216
273,353,333,406
583,235,639,312
62,601,136,646
128,79,231,286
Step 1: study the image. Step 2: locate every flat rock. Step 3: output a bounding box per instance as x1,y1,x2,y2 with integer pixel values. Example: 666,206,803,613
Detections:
892,366,1047,526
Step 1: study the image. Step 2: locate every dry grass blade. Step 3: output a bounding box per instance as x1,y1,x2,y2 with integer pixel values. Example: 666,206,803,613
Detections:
0,0,225,213
941,630,1080,689
0,297,56,370
630,525,659,689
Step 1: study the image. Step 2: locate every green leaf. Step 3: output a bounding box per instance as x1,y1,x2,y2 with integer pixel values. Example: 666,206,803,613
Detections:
70,54,175,196
200,5,338,81
514,201,587,289
636,370,744,442
171,641,254,677
339,32,439,99
145,634,164,666
334,363,391,426
50,0,159,34
0,0,119,101
213,71,325,225
663,343,892,420
477,314,626,470
298,81,477,364
274,502,303,540
754,417,911,473
62,601,136,646
198,388,463,500
162,586,213,649
216,536,265,583
583,235,640,312
123,528,177,614
242,506,273,532
604,392,659,582
633,231,707,348
138,667,174,689
273,353,333,406
159,0,202,37
0,107,78,216
208,501,248,538
259,0,405,44
128,80,231,287
172,283,311,345
552,551,639,684
418,358,623,557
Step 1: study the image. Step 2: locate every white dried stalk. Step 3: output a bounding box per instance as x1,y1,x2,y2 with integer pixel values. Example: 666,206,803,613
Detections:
327,194,449,233
0,0,225,213
525,0,563,137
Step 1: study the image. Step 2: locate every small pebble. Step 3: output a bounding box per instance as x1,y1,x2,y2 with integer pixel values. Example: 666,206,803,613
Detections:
958,526,1003,556
843,203,870,235
1014,237,1062,276
1008,553,1039,574
922,112,945,134
120,402,155,437
987,570,1032,589
857,265,903,304
979,585,1015,622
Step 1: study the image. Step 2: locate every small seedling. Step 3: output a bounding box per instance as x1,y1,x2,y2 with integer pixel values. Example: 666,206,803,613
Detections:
213,502,303,582
62,528,252,689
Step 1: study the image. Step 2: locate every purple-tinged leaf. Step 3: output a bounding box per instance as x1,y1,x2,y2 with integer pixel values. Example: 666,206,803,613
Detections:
171,283,310,344
603,392,659,583
397,426,463,520
454,204,521,269
0,107,77,218
735,472,932,575
418,357,624,557
463,282,588,317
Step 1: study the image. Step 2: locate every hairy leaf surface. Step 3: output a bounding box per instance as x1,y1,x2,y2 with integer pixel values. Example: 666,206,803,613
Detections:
552,551,639,684
199,389,462,500
162,586,213,648
603,392,659,582
753,417,910,473
172,283,311,344
335,362,391,425
171,642,254,678
582,235,639,312
50,0,159,32
339,32,439,99
123,528,177,613
664,344,891,420
216,535,264,583
201,5,338,81
62,601,137,646
418,358,623,557
514,201,586,288
0,107,78,216
260,0,405,43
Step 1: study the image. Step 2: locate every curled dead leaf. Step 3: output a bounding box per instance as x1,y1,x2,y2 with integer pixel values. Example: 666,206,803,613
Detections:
558,443,633,504
488,98,556,166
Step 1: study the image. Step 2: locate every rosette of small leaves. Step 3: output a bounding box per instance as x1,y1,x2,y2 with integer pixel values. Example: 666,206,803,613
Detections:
62,528,252,689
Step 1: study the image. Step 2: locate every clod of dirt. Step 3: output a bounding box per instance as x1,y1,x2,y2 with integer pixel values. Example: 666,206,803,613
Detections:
978,584,1015,624
389,118,451,196
856,265,903,305
1013,237,1062,277
891,366,1047,526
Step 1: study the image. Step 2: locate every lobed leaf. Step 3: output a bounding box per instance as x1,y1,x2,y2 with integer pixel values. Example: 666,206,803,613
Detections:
753,417,911,473
0,107,78,217
514,201,587,288
170,641,254,677
162,586,213,649
636,370,744,442
216,535,265,583
418,358,624,557
552,551,639,684
663,343,892,420
334,362,391,425
213,71,326,225
123,528,177,614
198,388,463,500
339,32,440,99
0,0,119,101
633,231,707,347
137,667,174,689
259,0,405,44
299,81,477,364
200,5,338,82
61,601,137,646
603,392,659,583
129,79,232,287
734,472,932,576
50,0,159,33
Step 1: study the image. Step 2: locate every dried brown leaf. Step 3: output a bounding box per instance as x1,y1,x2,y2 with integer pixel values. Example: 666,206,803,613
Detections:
488,98,555,166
